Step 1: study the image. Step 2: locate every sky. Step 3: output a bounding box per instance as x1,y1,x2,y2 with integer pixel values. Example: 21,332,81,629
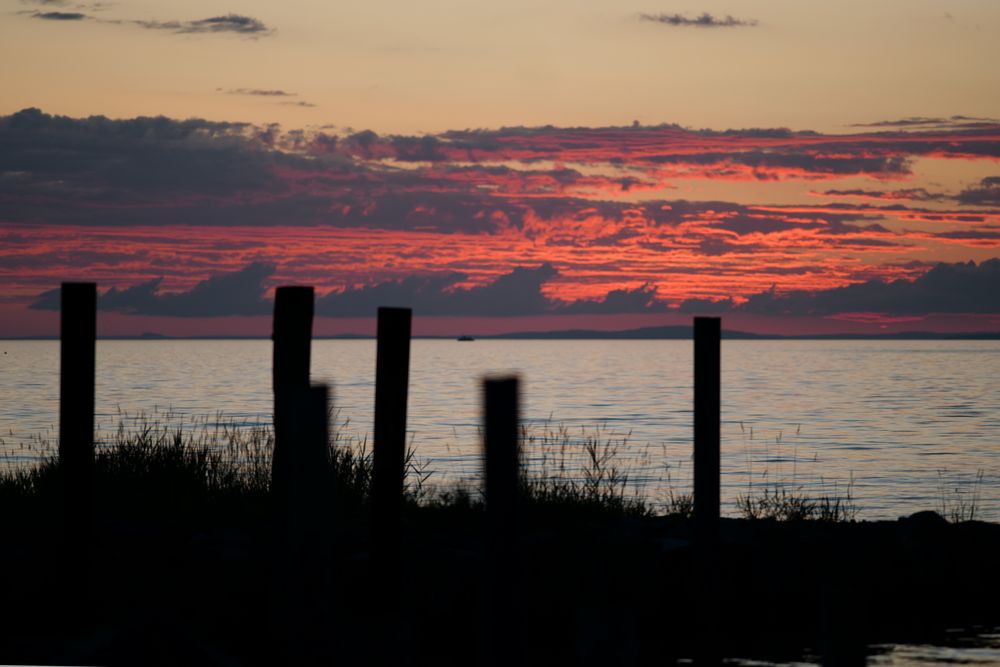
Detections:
1,0,999,336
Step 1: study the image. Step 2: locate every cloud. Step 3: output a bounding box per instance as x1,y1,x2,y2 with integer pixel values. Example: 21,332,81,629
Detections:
957,176,1000,207
281,101,317,108
3,108,997,245
738,260,1000,316
28,10,87,19
317,265,558,317
29,262,276,316
26,262,680,318
5,108,1000,319
0,107,312,206
677,297,736,314
224,88,295,97
21,6,274,35
29,263,562,318
639,12,757,28
555,284,668,314
33,258,997,320
851,116,999,130
819,188,949,202
132,14,272,35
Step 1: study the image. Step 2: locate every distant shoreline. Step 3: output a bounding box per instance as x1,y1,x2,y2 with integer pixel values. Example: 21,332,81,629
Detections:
4,326,1000,341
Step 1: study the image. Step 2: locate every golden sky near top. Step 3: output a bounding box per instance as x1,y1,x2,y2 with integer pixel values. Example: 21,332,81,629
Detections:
2,0,999,133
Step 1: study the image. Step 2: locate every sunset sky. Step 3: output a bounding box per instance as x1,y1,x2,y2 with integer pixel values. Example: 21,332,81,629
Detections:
2,0,999,336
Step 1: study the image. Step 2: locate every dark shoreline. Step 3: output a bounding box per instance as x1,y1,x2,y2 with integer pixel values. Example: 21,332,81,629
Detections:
2,453,998,665
2,507,998,665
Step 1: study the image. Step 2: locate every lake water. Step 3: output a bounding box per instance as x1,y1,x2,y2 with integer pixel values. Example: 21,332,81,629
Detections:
1,339,997,521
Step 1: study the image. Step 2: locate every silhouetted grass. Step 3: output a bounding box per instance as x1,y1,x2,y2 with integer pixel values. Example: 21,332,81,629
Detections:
736,421,859,522
938,468,986,522
520,422,652,517
0,414,873,522
0,414,654,519
736,482,858,522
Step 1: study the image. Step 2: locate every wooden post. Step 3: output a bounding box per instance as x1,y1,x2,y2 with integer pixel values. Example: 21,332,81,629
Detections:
370,307,412,659
271,285,314,494
287,384,333,528
482,376,520,665
270,383,334,662
694,316,721,545
485,377,519,531
693,316,721,665
58,282,96,625
372,307,412,557
59,282,96,532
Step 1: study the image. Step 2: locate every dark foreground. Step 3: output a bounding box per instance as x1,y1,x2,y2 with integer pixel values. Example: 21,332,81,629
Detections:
1,474,998,666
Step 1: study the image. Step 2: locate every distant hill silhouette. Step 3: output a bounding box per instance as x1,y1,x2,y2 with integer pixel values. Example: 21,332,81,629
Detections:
484,326,1000,340
6,327,1000,341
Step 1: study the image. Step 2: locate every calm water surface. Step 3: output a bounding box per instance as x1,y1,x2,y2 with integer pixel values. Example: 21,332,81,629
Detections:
1,339,997,520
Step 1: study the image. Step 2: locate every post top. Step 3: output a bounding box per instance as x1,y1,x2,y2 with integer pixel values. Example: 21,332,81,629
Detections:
274,285,314,297
377,306,413,316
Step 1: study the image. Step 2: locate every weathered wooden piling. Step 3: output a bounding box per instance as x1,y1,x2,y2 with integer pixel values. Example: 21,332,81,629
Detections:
270,285,314,494
694,316,721,545
58,281,96,625
483,376,520,665
485,377,520,530
693,316,721,666
369,307,412,660
372,307,412,558
59,282,96,529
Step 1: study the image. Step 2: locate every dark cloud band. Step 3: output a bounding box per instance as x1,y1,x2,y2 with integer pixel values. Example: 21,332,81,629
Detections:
24,10,274,36
29,259,998,318
27,10,86,20
224,88,295,97
639,12,757,28
131,14,273,36
679,260,1000,317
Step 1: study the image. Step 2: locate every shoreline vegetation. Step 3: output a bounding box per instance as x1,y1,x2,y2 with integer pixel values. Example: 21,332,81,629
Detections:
1,416,997,664
0,412,904,522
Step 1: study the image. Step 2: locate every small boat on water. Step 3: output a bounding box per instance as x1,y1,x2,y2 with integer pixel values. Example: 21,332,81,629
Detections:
456,335,475,341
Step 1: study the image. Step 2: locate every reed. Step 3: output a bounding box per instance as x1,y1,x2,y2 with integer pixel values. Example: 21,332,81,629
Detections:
2,413,866,522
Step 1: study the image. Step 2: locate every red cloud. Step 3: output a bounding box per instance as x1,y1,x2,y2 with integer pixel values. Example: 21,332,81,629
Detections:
2,109,998,330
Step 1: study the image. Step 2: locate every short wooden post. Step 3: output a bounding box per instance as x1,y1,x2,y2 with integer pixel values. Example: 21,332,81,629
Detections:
694,316,721,545
483,376,520,665
59,282,96,533
271,285,314,494
693,316,721,665
372,307,412,558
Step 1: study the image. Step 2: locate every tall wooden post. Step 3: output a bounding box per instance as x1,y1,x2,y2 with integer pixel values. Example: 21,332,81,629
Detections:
370,307,412,662
59,282,96,531
693,316,721,665
58,282,96,625
694,316,721,545
271,285,314,494
372,307,412,555
483,376,520,666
